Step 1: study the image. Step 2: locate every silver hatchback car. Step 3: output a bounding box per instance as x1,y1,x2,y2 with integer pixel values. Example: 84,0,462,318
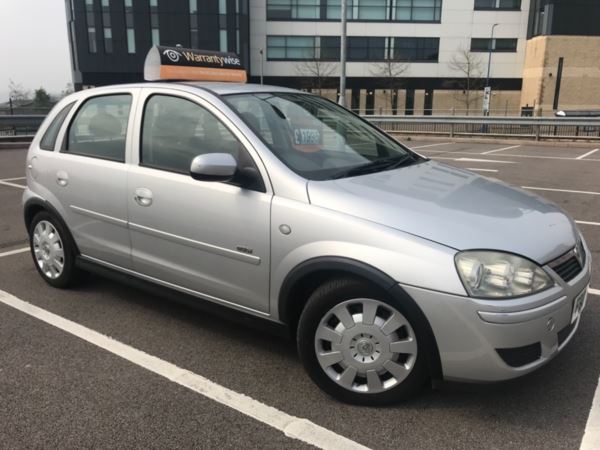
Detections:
24,82,591,405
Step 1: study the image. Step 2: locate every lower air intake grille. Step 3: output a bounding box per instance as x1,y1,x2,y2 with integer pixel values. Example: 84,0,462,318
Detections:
497,343,542,368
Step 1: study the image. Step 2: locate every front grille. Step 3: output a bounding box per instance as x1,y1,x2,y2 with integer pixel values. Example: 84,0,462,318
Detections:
547,245,584,282
497,342,542,368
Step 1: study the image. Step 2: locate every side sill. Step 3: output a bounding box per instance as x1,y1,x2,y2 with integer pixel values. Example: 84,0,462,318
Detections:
75,256,290,338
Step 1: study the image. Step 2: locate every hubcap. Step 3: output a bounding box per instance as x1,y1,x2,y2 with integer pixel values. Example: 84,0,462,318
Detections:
315,298,417,394
32,220,65,279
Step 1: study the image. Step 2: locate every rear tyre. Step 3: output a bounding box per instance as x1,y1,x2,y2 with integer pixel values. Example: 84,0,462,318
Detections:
29,211,79,288
297,278,428,405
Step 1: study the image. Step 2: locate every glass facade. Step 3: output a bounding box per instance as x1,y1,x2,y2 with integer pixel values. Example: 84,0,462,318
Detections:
101,0,112,53
267,0,442,21
124,0,135,53
471,38,518,52
85,0,97,53
267,35,440,61
474,0,521,10
150,0,159,45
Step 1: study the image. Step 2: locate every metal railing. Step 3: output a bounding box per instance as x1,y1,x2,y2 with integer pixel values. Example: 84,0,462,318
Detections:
0,115,45,140
365,115,600,141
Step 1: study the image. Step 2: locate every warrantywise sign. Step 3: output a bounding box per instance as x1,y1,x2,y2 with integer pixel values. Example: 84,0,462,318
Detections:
144,46,247,83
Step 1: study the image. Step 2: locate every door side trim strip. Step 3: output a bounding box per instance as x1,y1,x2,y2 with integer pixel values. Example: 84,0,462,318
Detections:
69,205,128,227
128,222,261,265
79,254,270,317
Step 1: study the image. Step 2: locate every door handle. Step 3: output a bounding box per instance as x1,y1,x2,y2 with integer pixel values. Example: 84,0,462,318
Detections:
134,188,153,207
56,170,69,187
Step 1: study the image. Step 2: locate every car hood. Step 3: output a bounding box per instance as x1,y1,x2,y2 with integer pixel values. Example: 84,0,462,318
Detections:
307,160,578,264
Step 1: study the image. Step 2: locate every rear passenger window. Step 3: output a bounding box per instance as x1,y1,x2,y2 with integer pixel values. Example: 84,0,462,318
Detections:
40,102,75,151
141,95,242,174
66,94,132,162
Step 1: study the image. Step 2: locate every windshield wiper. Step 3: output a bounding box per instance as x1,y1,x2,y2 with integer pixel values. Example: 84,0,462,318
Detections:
331,154,416,179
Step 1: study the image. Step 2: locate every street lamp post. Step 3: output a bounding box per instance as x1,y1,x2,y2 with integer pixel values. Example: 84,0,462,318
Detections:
483,23,498,116
259,48,264,85
338,0,347,107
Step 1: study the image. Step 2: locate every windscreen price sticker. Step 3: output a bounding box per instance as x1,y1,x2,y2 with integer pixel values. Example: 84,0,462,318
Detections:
293,128,321,146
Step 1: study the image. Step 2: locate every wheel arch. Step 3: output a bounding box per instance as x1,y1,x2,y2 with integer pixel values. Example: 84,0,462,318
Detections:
278,256,443,382
23,197,81,255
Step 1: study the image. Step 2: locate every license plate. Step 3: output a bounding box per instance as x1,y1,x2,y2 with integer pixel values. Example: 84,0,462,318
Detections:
571,288,588,324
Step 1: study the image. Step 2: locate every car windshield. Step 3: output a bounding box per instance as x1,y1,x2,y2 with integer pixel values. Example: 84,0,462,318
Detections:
224,92,420,180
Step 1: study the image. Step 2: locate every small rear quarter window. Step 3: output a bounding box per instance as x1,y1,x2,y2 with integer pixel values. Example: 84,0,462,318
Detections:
39,102,75,151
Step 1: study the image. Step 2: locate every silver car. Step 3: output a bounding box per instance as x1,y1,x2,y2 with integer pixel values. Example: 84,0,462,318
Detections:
23,82,591,405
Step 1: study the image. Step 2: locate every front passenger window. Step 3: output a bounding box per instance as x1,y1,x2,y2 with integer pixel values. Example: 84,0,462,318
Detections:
66,94,132,162
141,94,244,174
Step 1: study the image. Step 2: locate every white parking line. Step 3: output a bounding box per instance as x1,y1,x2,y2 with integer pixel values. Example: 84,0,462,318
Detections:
576,221,600,227
422,149,600,162
455,158,515,164
0,247,29,258
576,148,599,160
0,289,368,450
589,288,600,297
0,180,26,189
522,186,600,196
466,168,499,173
481,145,520,155
411,142,452,149
0,176,26,181
582,371,600,450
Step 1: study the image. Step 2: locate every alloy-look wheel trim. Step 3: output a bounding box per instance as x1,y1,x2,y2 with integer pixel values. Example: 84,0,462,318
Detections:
32,220,65,280
314,298,418,394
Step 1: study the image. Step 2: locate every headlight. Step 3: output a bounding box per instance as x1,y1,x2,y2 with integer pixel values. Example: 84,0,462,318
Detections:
455,251,553,298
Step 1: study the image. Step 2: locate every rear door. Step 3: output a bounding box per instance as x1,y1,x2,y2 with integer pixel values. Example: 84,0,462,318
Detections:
127,88,273,314
43,90,138,268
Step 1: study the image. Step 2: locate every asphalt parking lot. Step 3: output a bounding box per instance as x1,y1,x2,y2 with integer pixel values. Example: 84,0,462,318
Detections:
0,140,599,449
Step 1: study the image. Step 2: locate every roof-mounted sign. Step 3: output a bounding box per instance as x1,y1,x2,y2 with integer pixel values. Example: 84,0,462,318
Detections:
144,46,247,83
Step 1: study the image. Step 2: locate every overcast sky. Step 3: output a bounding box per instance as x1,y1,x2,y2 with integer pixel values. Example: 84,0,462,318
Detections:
0,0,72,101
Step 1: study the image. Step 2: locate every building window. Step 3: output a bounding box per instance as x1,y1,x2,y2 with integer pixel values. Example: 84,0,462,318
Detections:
101,0,112,53
355,0,387,20
348,36,385,60
150,0,159,46
394,0,442,21
189,0,198,48
471,38,518,52
325,0,352,19
124,0,135,53
219,0,228,52
267,36,317,60
267,0,321,20
85,0,97,53
320,36,341,59
474,0,521,10
393,37,439,61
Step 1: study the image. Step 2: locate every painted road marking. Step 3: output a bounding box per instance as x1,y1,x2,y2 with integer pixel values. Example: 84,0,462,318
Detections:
0,176,26,181
0,180,26,189
0,289,368,450
466,168,499,173
422,149,600,162
455,158,515,164
411,142,452,149
582,367,600,450
0,247,29,258
481,145,520,155
576,221,600,227
589,288,600,297
576,148,599,160
522,186,600,196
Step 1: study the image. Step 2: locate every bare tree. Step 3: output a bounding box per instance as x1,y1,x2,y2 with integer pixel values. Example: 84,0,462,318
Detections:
448,48,484,115
370,59,409,114
8,79,30,104
295,59,338,96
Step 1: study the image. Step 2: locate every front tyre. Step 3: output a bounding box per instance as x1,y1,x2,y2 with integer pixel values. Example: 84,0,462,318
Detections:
29,211,79,288
297,278,428,405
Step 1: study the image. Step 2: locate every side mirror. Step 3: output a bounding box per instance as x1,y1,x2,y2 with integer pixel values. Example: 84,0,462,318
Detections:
190,153,237,182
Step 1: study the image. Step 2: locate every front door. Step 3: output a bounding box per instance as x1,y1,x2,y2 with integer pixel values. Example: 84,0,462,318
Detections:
127,91,272,314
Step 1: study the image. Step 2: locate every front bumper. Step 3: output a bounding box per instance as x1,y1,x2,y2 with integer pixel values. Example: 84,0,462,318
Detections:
404,245,592,382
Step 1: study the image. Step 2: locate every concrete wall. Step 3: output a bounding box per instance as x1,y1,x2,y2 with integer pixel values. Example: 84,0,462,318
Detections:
521,35,600,115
